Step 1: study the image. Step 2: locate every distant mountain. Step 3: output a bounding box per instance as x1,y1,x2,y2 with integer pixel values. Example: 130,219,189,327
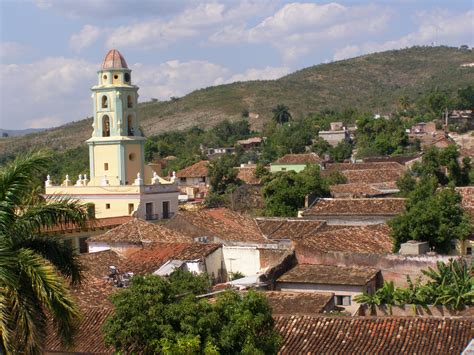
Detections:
0,128,46,137
1,46,473,159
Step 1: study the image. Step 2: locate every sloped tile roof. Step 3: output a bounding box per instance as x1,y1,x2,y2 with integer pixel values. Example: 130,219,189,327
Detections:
265,291,333,316
256,218,325,240
45,216,133,233
88,218,193,245
237,166,262,185
325,162,404,171
176,160,209,178
340,169,403,184
123,242,221,274
301,198,406,217
44,307,114,354
273,153,322,165
329,183,386,197
275,316,473,354
296,223,393,254
166,208,271,244
277,264,378,286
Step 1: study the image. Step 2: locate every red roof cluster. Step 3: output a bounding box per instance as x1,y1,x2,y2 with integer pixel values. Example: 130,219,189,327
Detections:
176,160,209,178
273,153,322,165
301,198,406,217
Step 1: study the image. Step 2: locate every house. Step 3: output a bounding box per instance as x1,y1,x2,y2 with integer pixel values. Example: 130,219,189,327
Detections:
299,198,406,225
410,121,437,134
270,153,322,173
206,147,235,158
318,129,348,147
175,160,209,200
264,291,335,316
256,218,325,245
236,164,262,185
44,49,179,221
323,161,405,185
329,182,396,198
453,186,474,255
236,137,264,150
275,264,380,310
87,218,192,254
275,316,473,354
165,208,283,276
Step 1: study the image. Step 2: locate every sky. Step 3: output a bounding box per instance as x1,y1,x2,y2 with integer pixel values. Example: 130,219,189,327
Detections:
0,0,473,130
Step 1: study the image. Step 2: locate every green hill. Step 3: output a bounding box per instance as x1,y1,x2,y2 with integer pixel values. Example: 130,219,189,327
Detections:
1,46,473,160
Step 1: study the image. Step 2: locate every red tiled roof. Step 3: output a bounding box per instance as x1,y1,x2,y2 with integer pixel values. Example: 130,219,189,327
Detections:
273,153,322,165
45,216,133,234
329,183,386,197
301,198,406,217
237,166,262,185
237,137,263,145
102,49,128,69
166,208,271,244
44,307,114,354
256,218,325,240
275,316,473,354
176,160,209,178
277,264,378,286
325,162,404,172
265,291,333,316
340,169,403,184
296,224,393,254
123,242,221,274
88,218,192,245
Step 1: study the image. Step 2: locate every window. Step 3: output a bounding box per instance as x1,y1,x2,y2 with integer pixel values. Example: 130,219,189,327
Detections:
281,168,287,171
106,203,110,209
198,176,206,183
467,247,472,255
128,203,134,215
104,163,109,171
101,95,108,109
79,237,88,254
103,74,107,80
127,115,134,136
124,73,130,82
86,203,95,218
180,177,186,183
102,115,110,137
127,95,133,108
335,295,351,306
129,153,135,161
114,74,118,79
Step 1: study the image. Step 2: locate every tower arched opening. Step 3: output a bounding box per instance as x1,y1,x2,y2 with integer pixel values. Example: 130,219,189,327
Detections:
102,115,110,137
101,95,108,109
127,95,133,108
127,115,134,136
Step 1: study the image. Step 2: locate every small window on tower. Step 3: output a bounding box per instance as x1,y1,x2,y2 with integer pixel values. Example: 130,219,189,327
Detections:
102,115,110,137
114,74,119,80
106,203,111,209
101,95,108,109
103,74,107,80
124,73,130,82
104,163,109,171
127,95,133,108
129,153,135,161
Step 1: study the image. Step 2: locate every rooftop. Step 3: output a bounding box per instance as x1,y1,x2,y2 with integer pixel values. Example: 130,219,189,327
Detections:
176,160,209,178
236,137,263,145
339,169,403,184
296,224,393,254
277,264,379,286
102,49,128,69
275,316,473,354
273,153,322,165
237,166,262,185
166,208,271,244
45,215,133,234
256,218,325,241
265,291,333,316
329,183,386,197
301,198,406,217
324,161,404,172
87,218,192,245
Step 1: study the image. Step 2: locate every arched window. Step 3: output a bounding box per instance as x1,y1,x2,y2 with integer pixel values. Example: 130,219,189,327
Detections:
102,115,110,137
101,95,108,109
127,95,133,108
127,115,134,136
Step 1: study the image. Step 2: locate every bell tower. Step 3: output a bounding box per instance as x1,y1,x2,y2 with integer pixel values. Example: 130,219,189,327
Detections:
87,49,145,186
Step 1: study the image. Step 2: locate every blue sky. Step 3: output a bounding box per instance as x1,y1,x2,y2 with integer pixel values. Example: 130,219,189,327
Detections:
1,0,473,130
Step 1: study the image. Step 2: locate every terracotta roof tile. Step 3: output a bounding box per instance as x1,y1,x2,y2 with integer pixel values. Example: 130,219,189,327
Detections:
273,153,322,165
301,198,406,217
340,169,403,184
102,49,128,69
296,224,393,254
176,160,209,178
325,162,404,172
329,183,386,197
123,242,221,274
166,208,271,244
237,166,262,185
45,216,133,233
275,316,473,354
88,218,193,245
277,264,378,286
265,291,333,316
256,218,325,240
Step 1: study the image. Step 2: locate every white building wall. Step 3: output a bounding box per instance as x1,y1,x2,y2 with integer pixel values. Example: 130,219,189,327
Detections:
223,246,260,276
204,248,225,282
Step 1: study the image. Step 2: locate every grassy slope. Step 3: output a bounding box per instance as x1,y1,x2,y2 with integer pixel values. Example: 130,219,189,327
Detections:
1,46,473,159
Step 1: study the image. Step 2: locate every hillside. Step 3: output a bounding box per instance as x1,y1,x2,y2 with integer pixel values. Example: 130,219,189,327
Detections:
1,46,473,159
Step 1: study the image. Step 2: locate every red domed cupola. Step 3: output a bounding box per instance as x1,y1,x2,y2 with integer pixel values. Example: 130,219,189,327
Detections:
102,49,128,70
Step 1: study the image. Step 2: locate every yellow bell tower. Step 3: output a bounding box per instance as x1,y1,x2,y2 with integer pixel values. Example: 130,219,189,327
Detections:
86,49,145,186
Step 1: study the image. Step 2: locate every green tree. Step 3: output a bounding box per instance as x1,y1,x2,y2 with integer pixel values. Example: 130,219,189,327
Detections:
0,152,90,353
398,95,411,111
396,171,417,197
103,272,281,354
389,180,471,253
271,104,292,125
207,155,241,194
456,85,474,110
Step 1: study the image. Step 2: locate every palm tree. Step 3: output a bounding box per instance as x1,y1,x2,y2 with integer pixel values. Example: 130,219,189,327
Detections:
398,95,411,111
0,152,90,353
272,104,292,125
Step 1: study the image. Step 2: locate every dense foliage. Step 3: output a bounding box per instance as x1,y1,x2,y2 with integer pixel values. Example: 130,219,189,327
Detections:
355,259,474,312
390,178,471,253
103,271,281,354
262,164,330,217
0,152,90,354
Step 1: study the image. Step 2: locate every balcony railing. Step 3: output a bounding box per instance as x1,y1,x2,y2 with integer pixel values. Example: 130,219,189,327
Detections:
145,213,158,221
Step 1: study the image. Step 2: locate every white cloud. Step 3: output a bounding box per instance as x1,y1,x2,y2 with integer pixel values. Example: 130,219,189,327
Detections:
333,9,474,60
70,25,102,52
0,41,31,62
